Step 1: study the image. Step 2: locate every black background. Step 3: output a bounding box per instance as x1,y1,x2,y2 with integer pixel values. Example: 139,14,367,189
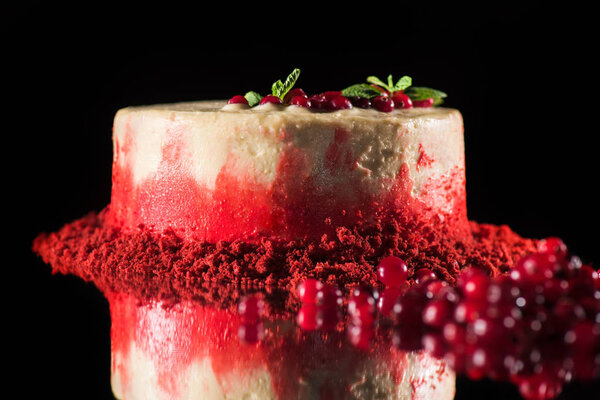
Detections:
7,1,599,399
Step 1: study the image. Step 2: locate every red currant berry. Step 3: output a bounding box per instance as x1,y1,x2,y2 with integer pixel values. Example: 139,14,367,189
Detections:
259,95,283,105
537,237,567,256
320,306,341,332
391,92,413,109
511,253,561,284
392,325,424,351
454,300,484,324
372,96,394,112
329,95,352,110
414,268,437,284
413,98,435,107
322,91,342,100
462,272,491,302
318,284,343,308
290,95,311,108
297,279,324,304
424,279,449,299
347,324,374,350
469,316,506,345
377,256,409,287
443,321,467,345
563,321,600,353
422,332,447,358
352,97,371,108
283,88,307,103
393,288,428,320
348,289,376,317
517,373,563,400
309,94,326,110
378,287,402,317
228,95,249,105
423,299,454,328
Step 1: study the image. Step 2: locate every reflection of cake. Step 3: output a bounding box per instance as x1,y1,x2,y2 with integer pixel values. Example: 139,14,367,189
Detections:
34,72,566,400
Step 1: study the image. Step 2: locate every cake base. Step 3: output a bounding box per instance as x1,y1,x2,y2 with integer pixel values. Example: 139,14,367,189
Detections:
32,209,537,308
108,292,455,400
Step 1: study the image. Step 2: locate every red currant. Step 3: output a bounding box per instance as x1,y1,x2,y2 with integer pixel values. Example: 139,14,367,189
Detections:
227,95,249,105
413,98,434,107
372,96,394,112
391,92,413,109
259,95,283,105
377,256,409,287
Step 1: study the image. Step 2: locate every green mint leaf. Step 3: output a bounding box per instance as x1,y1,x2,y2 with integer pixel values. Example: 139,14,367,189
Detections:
341,83,382,99
272,68,301,100
387,75,394,89
366,76,391,92
244,91,263,107
404,86,447,104
393,76,412,91
272,80,284,97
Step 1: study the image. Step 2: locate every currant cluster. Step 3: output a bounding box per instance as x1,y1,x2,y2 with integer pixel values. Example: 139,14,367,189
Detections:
227,88,434,113
382,238,598,400
237,237,599,399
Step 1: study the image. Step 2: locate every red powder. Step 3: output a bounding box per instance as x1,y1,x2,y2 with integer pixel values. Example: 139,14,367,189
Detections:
33,208,537,316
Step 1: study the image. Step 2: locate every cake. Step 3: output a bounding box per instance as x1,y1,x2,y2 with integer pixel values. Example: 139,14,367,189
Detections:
33,71,599,400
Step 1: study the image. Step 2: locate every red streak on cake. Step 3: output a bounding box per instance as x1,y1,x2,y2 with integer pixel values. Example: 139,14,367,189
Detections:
109,127,468,243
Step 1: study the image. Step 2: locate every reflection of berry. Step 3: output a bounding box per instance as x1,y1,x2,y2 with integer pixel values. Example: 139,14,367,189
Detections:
297,304,322,331
237,295,265,321
297,278,323,304
238,322,265,344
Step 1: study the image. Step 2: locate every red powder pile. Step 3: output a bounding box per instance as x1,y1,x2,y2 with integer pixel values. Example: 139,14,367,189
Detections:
33,208,537,314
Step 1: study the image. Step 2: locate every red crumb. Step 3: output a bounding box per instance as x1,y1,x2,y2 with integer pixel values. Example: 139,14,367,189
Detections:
417,143,434,170
33,209,537,316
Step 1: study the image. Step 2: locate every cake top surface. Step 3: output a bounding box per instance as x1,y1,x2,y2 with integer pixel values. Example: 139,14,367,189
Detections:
118,100,460,122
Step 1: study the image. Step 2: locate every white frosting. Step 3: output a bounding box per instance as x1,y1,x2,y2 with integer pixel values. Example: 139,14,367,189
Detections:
113,101,463,197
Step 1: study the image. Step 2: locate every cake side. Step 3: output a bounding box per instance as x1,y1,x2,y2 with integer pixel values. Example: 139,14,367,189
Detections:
108,101,468,242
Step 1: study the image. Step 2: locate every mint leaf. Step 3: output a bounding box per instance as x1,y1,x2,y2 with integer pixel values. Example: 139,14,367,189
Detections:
341,83,381,99
404,86,447,105
387,75,394,89
244,91,263,107
366,76,390,92
272,80,284,97
272,68,301,100
393,76,412,91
